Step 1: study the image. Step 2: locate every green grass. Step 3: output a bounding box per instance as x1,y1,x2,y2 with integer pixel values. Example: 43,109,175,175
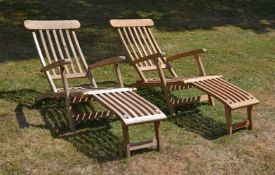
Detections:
1,0,275,174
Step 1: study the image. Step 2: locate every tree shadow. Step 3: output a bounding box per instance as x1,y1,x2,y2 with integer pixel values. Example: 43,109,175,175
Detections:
1,0,275,63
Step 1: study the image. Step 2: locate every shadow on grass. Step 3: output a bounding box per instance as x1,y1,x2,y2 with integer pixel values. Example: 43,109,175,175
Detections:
1,0,275,63
0,89,123,162
1,88,226,162
135,88,227,139
171,105,227,139
38,99,124,162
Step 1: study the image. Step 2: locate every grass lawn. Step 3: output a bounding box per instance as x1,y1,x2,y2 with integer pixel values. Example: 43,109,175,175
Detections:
0,0,275,174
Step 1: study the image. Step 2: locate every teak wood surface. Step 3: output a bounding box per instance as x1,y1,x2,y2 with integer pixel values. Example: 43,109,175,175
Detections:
110,18,259,135
24,20,167,157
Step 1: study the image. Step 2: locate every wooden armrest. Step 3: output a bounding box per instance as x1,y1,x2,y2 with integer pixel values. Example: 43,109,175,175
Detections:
132,52,166,64
88,56,126,69
41,59,71,72
166,48,207,62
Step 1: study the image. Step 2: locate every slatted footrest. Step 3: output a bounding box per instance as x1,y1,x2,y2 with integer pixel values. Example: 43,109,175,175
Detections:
186,76,259,109
186,76,259,134
87,89,166,125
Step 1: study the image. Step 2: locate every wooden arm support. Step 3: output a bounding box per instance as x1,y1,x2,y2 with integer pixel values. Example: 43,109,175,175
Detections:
132,52,166,64
88,56,126,69
41,59,71,72
166,48,207,62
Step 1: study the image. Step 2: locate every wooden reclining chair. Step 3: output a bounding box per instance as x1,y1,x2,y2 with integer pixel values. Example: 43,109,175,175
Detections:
110,19,259,135
24,20,167,157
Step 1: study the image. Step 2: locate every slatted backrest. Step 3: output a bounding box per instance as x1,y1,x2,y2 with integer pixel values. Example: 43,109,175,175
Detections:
24,20,90,91
110,19,177,81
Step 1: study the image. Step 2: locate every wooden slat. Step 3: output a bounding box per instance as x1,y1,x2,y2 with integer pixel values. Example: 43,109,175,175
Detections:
118,28,134,62
194,81,234,104
66,30,83,73
110,19,154,27
105,93,138,117
88,56,126,69
122,27,143,67
52,30,70,73
51,72,87,80
127,27,147,66
148,27,177,76
139,64,169,71
208,79,246,101
184,76,223,83
82,87,134,95
204,79,241,102
128,91,162,114
132,52,164,64
215,78,249,100
137,27,154,59
126,114,166,125
59,30,76,73
111,92,142,116
172,94,209,107
232,120,249,130
46,30,59,66
142,27,159,60
118,28,147,81
32,31,57,92
71,31,88,70
216,78,253,99
95,93,128,117
73,111,112,121
24,20,80,30
39,30,56,75
133,27,153,66
147,28,166,64
122,92,154,115
129,139,157,151
229,99,259,110
166,49,208,62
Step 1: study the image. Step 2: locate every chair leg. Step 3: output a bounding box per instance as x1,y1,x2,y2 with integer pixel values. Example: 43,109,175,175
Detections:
208,95,215,106
122,124,130,158
247,106,253,130
225,106,232,135
65,98,75,131
163,90,176,115
154,121,162,152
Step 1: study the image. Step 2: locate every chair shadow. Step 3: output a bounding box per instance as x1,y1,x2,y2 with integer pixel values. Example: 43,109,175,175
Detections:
37,99,126,162
6,88,226,163
0,89,124,162
135,88,227,139
171,104,227,139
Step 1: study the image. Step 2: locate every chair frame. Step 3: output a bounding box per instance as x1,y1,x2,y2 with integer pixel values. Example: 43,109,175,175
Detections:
25,20,167,157
110,19,259,135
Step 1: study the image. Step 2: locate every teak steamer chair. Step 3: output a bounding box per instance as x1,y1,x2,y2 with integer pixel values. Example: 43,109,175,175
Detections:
110,19,259,135
24,20,167,157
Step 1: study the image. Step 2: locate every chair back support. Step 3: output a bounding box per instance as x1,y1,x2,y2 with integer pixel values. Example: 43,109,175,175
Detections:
110,19,177,81
24,20,90,91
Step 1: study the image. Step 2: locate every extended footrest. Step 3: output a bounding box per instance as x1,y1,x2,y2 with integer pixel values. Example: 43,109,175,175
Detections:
83,88,166,157
89,89,167,125
185,76,259,134
185,76,259,109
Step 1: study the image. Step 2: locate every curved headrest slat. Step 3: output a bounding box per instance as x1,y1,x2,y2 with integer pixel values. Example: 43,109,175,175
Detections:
24,20,81,30
110,19,154,28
